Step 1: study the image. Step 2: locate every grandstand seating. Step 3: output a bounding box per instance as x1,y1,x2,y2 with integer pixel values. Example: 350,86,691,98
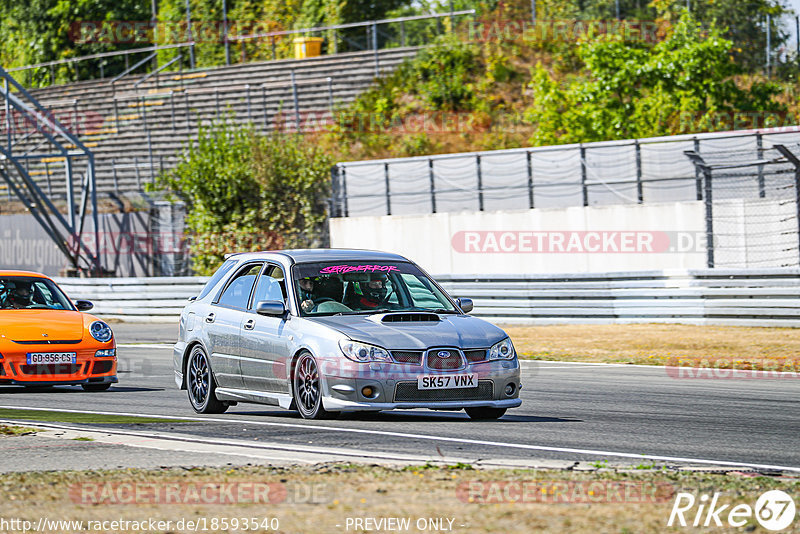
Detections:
2,47,418,200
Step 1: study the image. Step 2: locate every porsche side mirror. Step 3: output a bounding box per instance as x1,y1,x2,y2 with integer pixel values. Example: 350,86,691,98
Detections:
75,300,93,311
456,298,473,314
256,300,286,317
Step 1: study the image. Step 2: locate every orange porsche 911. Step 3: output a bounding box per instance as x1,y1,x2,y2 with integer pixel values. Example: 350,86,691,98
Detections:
0,271,117,391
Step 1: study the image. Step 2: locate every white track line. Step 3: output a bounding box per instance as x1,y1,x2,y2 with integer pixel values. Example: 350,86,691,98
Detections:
1,405,798,473
117,343,173,349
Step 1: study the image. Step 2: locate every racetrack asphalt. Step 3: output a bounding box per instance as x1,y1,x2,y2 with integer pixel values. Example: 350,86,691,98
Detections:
0,323,798,473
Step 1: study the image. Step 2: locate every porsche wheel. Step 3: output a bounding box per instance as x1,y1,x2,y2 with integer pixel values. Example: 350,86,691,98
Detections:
187,345,227,414
465,407,507,420
293,352,333,420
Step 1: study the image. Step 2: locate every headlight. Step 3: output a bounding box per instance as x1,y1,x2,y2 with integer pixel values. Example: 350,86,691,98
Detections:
95,349,116,358
488,338,515,360
339,340,392,363
89,321,113,343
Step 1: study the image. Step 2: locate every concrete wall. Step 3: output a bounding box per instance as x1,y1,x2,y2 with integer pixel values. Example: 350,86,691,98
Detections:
329,201,707,274
0,211,177,277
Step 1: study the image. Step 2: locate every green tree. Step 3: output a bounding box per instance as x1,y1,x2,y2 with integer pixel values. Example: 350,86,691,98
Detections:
0,0,150,86
524,14,782,144
154,121,332,274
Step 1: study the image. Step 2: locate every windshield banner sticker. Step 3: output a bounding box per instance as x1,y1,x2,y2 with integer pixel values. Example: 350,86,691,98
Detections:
319,264,400,275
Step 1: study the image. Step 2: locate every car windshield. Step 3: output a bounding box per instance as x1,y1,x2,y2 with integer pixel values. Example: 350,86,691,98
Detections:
293,261,457,316
0,276,74,311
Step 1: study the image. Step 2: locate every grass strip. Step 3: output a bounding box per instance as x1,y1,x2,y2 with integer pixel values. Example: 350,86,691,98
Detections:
0,408,184,425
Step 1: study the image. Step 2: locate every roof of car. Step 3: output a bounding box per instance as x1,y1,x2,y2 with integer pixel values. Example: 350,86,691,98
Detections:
228,249,411,263
0,270,49,278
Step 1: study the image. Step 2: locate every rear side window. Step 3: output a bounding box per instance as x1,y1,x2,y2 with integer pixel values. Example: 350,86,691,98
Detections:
216,264,262,309
197,259,238,301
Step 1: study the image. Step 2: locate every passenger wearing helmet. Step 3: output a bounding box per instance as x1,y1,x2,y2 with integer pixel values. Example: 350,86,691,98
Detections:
353,274,391,309
9,283,33,309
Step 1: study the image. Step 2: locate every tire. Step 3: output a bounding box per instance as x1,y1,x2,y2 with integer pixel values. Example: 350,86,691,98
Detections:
187,345,228,414
82,383,112,392
293,352,334,420
465,407,507,420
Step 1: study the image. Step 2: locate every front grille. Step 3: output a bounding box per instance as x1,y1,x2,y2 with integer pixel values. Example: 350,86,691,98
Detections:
0,363,5,376
392,351,423,365
394,380,494,402
92,361,114,374
426,349,464,370
13,339,81,345
464,349,487,363
19,363,84,376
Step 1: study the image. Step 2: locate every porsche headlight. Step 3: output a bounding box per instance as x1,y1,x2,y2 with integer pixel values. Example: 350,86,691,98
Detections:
89,321,113,343
339,340,392,363
488,338,515,360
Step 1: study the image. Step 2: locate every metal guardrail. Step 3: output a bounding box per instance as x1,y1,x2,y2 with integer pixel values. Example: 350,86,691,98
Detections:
6,10,473,87
55,269,800,326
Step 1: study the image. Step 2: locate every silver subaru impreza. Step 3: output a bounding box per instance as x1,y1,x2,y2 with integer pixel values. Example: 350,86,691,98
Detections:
174,250,521,420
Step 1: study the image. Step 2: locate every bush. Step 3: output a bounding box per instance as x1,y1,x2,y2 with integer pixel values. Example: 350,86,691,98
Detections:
153,121,332,275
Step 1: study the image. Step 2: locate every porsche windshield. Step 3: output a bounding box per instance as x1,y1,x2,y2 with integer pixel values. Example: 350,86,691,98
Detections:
292,261,457,316
0,277,73,311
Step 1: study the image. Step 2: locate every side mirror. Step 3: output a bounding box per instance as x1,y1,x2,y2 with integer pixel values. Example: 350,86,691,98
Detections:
188,296,197,302
75,300,93,311
456,297,473,314
256,300,286,317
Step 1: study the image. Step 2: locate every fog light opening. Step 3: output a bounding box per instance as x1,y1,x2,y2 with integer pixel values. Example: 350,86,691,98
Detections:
361,386,377,398
504,383,516,396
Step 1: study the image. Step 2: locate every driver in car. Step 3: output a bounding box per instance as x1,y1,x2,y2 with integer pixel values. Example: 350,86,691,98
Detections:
298,277,319,314
352,274,393,310
8,283,34,309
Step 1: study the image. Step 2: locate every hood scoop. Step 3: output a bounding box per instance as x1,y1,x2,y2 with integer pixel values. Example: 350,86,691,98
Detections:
372,312,441,324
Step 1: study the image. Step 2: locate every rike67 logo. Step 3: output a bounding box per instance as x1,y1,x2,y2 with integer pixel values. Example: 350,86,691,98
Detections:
668,490,796,531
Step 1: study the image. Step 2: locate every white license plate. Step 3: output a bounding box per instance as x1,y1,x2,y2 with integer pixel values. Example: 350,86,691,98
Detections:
26,352,77,365
417,374,476,390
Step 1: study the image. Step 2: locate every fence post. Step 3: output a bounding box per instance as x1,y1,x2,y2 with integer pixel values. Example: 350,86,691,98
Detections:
113,96,120,131
580,145,588,206
756,132,766,198
291,70,300,131
111,159,118,193
134,156,141,190
694,137,702,200
384,162,392,216
428,158,437,213
526,150,534,209
327,77,334,115
246,84,252,123
330,166,340,218
262,86,269,131
170,92,176,130
635,140,643,203
341,166,349,217
704,168,714,268
476,155,484,211
372,22,380,77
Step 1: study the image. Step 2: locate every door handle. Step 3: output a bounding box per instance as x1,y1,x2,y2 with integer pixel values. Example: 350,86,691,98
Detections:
205,312,216,323
243,319,255,330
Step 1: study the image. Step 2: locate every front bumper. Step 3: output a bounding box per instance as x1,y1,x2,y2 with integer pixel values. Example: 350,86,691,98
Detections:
320,358,522,412
0,349,118,386
323,396,521,412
